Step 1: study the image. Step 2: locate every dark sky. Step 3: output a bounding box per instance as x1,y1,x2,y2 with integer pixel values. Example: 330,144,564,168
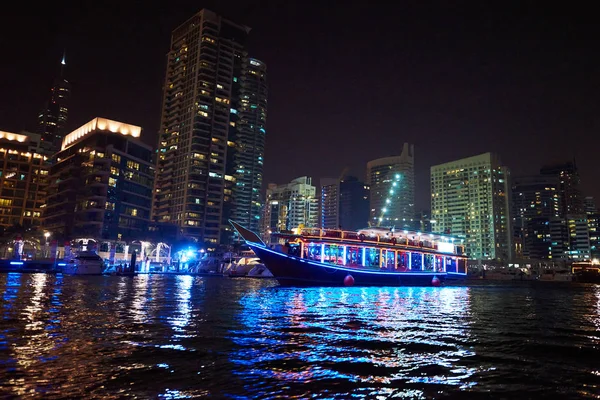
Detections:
1,1,598,209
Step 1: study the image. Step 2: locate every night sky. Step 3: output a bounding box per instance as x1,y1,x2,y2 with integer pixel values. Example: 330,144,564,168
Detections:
1,2,598,209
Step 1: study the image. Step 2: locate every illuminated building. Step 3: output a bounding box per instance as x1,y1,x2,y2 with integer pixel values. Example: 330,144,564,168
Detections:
38,53,70,155
584,196,597,214
320,178,339,229
262,177,318,235
550,215,590,261
430,152,512,261
587,213,600,260
540,161,584,216
152,9,267,246
44,118,154,240
0,131,49,228
367,143,414,228
230,58,268,236
511,175,560,259
320,175,370,231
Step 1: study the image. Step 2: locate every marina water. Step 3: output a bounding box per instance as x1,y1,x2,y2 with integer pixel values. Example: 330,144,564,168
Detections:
1,274,599,398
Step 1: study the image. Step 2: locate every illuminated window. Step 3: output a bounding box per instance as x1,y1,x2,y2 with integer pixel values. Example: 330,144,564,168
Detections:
127,161,140,170
110,166,119,175
112,154,121,163
217,84,223,89
109,177,117,187
198,111,209,117
105,202,115,210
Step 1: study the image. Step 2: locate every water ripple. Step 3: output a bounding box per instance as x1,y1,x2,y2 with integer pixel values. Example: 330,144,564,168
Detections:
0,274,599,398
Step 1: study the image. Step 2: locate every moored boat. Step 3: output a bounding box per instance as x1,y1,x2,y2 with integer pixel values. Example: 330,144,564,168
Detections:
62,251,104,275
230,221,467,287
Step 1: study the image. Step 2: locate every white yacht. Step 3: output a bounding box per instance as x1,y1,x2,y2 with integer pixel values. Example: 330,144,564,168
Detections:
62,251,104,275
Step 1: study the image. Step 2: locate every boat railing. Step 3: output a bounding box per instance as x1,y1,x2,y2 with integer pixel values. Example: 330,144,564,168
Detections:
299,228,459,254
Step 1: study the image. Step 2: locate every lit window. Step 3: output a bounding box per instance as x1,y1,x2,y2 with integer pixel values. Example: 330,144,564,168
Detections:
127,161,140,170
109,177,117,187
217,84,223,89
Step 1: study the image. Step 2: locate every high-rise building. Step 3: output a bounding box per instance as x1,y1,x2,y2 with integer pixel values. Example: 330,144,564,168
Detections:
152,9,267,247
320,178,339,229
38,53,70,155
339,176,370,231
44,118,154,241
540,161,584,216
262,177,318,235
431,152,512,261
587,213,600,261
367,143,414,228
584,196,597,214
550,215,590,261
230,58,267,236
0,131,50,229
511,175,561,259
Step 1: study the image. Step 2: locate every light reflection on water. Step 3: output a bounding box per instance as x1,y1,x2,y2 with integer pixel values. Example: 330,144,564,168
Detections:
0,274,599,398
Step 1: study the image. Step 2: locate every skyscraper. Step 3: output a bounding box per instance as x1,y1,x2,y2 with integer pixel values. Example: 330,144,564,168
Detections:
540,161,584,216
262,177,318,235
339,176,370,231
431,153,512,261
230,58,268,235
152,9,267,247
584,196,597,214
320,178,339,229
367,143,414,228
511,175,560,259
38,53,70,155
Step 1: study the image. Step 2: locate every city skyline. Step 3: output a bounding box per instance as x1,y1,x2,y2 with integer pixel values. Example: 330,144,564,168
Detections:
0,2,598,210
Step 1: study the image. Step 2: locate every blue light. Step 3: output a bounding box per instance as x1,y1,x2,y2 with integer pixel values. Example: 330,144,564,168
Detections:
9,261,23,266
186,250,195,258
57,263,66,267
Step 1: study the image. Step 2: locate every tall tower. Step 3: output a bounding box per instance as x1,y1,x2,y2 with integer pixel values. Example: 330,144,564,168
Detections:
38,52,70,154
540,161,584,216
230,58,268,235
431,152,512,261
152,9,267,247
367,143,415,229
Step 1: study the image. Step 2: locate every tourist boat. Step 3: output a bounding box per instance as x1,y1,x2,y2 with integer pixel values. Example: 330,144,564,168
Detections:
230,220,467,286
62,251,104,275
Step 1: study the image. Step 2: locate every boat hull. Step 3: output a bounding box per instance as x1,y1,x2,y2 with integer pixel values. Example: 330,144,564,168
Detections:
250,244,459,287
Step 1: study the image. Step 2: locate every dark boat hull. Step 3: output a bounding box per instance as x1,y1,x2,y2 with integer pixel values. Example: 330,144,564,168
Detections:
249,244,461,287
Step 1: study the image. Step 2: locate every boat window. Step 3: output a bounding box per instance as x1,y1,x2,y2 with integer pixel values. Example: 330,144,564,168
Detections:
365,248,379,268
306,243,321,261
434,256,444,272
445,257,457,273
77,256,102,261
457,258,467,274
324,244,343,265
397,251,409,271
384,250,395,270
288,243,301,257
411,252,423,270
345,246,361,267
423,254,434,271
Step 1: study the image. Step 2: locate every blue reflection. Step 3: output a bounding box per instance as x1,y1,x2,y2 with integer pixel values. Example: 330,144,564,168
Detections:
228,286,476,396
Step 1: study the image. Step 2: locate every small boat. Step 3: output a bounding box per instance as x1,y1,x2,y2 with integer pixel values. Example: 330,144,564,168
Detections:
229,220,468,287
572,262,600,283
62,251,104,275
224,257,267,277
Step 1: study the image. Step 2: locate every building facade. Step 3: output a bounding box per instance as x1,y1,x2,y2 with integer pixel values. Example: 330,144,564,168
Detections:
38,54,70,155
320,178,339,229
549,215,590,262
262,176,318,234
152,9,267,247
588,213,600,261
367,143,414,228
511,175,560,259
431,152,512,261
230,58,268,236
44,118,154,241
339,176,370,231
0,131,50,229
540,161,584,216
584,196,597,214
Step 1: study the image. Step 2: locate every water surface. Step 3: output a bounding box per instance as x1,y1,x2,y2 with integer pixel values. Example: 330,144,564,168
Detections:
1,273,599,398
